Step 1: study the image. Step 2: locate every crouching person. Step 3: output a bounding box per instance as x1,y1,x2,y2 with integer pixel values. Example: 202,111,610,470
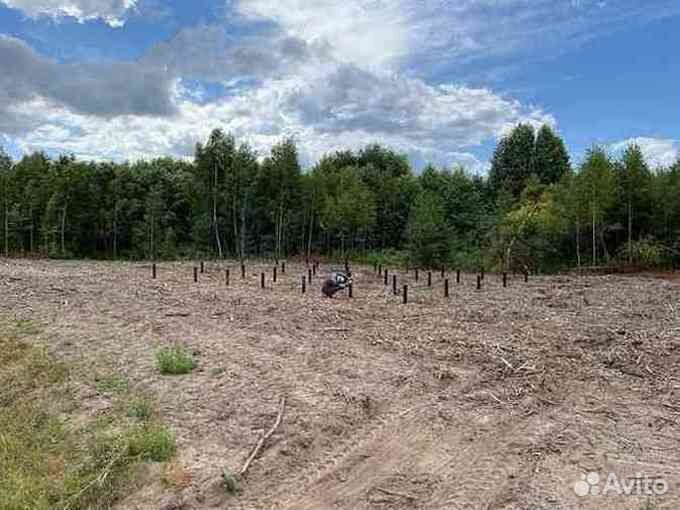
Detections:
322,271,352,298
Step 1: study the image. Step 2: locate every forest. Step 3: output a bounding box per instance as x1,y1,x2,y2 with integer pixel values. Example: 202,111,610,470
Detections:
1,124,679,272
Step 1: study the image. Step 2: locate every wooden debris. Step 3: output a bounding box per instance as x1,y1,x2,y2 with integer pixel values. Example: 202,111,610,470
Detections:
376,487,416,500
239,397,286,476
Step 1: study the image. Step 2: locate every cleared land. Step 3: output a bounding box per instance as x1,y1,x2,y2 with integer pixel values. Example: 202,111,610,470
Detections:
1,259,679,510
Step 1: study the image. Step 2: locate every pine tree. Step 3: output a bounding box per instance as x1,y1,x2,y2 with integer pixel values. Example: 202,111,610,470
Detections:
489,123,536,199
533,125,570,185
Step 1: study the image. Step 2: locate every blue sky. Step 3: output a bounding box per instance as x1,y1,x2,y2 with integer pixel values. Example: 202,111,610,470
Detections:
1,0,678,171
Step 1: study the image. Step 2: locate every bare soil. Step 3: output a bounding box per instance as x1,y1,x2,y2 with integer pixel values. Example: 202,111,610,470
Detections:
1,259,679,510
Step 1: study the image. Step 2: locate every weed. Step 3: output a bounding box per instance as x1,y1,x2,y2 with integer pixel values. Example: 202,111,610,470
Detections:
155,346,196,375
127,424,176,462
640,499,657,510
0,322,176,510
222,468,240,494
126,397,153,420
95,374,129,394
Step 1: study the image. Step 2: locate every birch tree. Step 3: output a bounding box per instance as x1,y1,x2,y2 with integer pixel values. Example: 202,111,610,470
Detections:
0,148,11,257
579,147,616,266
618,144,651,263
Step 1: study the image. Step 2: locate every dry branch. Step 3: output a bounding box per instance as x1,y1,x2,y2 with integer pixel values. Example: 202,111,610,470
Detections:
240,397,286,476
499,356,514,370
376,487,416,500
486,391,507,405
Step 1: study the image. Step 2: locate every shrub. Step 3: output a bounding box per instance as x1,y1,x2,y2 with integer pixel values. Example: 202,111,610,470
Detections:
617,238,666,268
155,346,195,375
362,249,409,269
127,424,176,462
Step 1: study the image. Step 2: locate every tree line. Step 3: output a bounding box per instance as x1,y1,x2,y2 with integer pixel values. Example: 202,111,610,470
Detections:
1,125,678,271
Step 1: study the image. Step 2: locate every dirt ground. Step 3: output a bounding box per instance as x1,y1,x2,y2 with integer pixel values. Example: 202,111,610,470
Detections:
1,259,679,510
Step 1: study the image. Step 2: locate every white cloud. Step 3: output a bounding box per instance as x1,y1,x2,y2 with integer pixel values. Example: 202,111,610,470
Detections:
4,0,678,169
610,137,680,169
237,0,408,69
0,0,136,26
6,65,553,171
236,0,680,75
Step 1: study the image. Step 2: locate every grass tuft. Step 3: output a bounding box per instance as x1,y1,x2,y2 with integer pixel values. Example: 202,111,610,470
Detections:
95,374,129,394
126,397,153,421
0,321,176,510
155,346,196,375
127,424,176,462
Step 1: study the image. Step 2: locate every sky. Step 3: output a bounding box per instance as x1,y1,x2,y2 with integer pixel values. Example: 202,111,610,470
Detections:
0,0,678,172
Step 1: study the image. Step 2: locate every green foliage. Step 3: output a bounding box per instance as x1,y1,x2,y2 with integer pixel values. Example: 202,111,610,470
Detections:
126,397,153,420
650,161,680,256
155,346,196,375
533,125,571,185
617,144,653,262
617,238,665,267
362,249,409,268
257,138,302,258
489,123,536,198
495,177,570,271
319,166,376,253
127,424,176,461
0,325,175,510
579,146,617,265
95,374,129,394
1,127,678,272
222,468,240,494
408,191,451,268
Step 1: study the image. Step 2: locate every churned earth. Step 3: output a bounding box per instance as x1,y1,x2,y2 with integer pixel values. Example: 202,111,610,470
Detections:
1,258,678,509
